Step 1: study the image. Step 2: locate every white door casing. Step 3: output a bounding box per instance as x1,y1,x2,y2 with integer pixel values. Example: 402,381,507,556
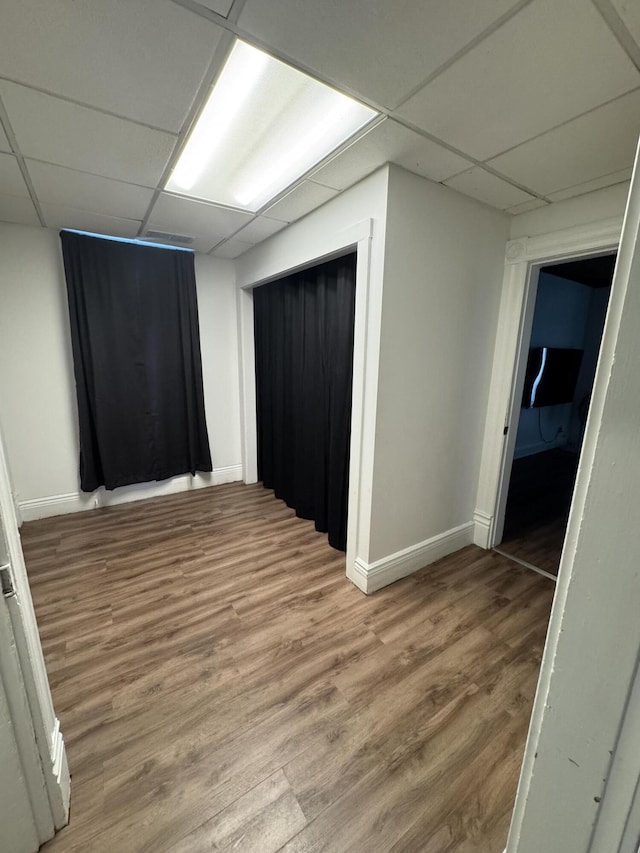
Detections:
0,412,69,850
473,217,623,550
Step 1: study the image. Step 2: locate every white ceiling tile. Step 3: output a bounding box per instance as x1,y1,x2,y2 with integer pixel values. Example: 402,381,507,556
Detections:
27,161,154,220
0,153,29,197
397,0,640,161
0,124,10,153
197,0,234,15
148,194,254,250
444,167,536,210
0,194,40,226
547,168,633,202
211,239,255,259
40,203,141,238
0,0,224,133
263,181,338,223
239,0,524,109
506,198,549,215
2,83,176,187
612,0,640,46
488,89,640,196
311,118,471,191
233,216,288,244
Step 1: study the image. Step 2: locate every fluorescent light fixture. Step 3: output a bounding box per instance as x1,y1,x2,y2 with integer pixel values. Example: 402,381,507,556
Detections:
167,40,378,212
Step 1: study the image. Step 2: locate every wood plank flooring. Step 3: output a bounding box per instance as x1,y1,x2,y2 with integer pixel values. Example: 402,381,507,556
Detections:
497,517,567,578
20,482,555,853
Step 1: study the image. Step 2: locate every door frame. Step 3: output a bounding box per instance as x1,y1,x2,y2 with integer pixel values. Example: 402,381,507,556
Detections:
473,216,623,551
0,415,69,844
235,218,379,591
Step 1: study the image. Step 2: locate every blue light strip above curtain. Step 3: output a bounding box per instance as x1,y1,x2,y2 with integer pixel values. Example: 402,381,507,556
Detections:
63,229,193,252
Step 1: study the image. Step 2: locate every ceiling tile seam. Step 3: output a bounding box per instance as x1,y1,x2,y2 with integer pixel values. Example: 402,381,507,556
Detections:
0,75,182,137
137,30,236,237
380,115,487,171
482,84,640,165
43,209,142,228
591,0,640,72
227,0,249,25
301,115,388,191
206,216,281,253
169,0,232,27
24,194,148,220
548,167,634,198
206,217,265,254
162,189,261,216
470,162,552,203
207,238,227,254
0,94,45,226
392,0,536,111
387,114,550,201
22,156,159,192
205,214,291,253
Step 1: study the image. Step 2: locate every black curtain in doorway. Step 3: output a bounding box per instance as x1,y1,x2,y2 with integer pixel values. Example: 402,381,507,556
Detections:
253,254,357,551
60,231,212,492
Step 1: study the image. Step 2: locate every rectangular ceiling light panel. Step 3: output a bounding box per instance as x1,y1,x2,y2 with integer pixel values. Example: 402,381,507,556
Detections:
167,40,378,212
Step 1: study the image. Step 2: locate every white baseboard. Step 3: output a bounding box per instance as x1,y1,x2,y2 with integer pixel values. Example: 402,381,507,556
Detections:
350,521,475,594
473,509,493,549
18,465,243,521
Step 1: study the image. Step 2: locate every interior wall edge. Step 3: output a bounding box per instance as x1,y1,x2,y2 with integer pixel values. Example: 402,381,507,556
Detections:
17,465,243,522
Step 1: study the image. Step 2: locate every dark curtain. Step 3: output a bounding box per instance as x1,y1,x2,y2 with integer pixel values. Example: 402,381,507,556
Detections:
60,231,212,492
253,254,356,551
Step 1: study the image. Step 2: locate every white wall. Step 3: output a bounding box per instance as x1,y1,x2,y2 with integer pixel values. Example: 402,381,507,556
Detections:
367,166,510,563
0,223,242,518
194,253,243,474
0,226,78,504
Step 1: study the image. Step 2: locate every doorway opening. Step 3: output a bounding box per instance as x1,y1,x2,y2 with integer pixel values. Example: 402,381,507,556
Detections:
494,252,616,578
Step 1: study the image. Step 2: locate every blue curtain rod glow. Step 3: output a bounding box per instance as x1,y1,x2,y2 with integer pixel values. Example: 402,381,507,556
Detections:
62,229,193,252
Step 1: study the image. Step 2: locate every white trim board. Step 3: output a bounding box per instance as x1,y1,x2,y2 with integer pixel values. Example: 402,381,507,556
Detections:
351,521,475,594
18,465,243,521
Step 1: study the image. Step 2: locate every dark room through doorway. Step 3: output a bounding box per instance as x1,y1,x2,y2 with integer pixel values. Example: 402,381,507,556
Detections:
495,253,616,578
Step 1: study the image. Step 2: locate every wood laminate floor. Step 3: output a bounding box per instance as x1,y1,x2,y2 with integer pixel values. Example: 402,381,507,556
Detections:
21,482,555,853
